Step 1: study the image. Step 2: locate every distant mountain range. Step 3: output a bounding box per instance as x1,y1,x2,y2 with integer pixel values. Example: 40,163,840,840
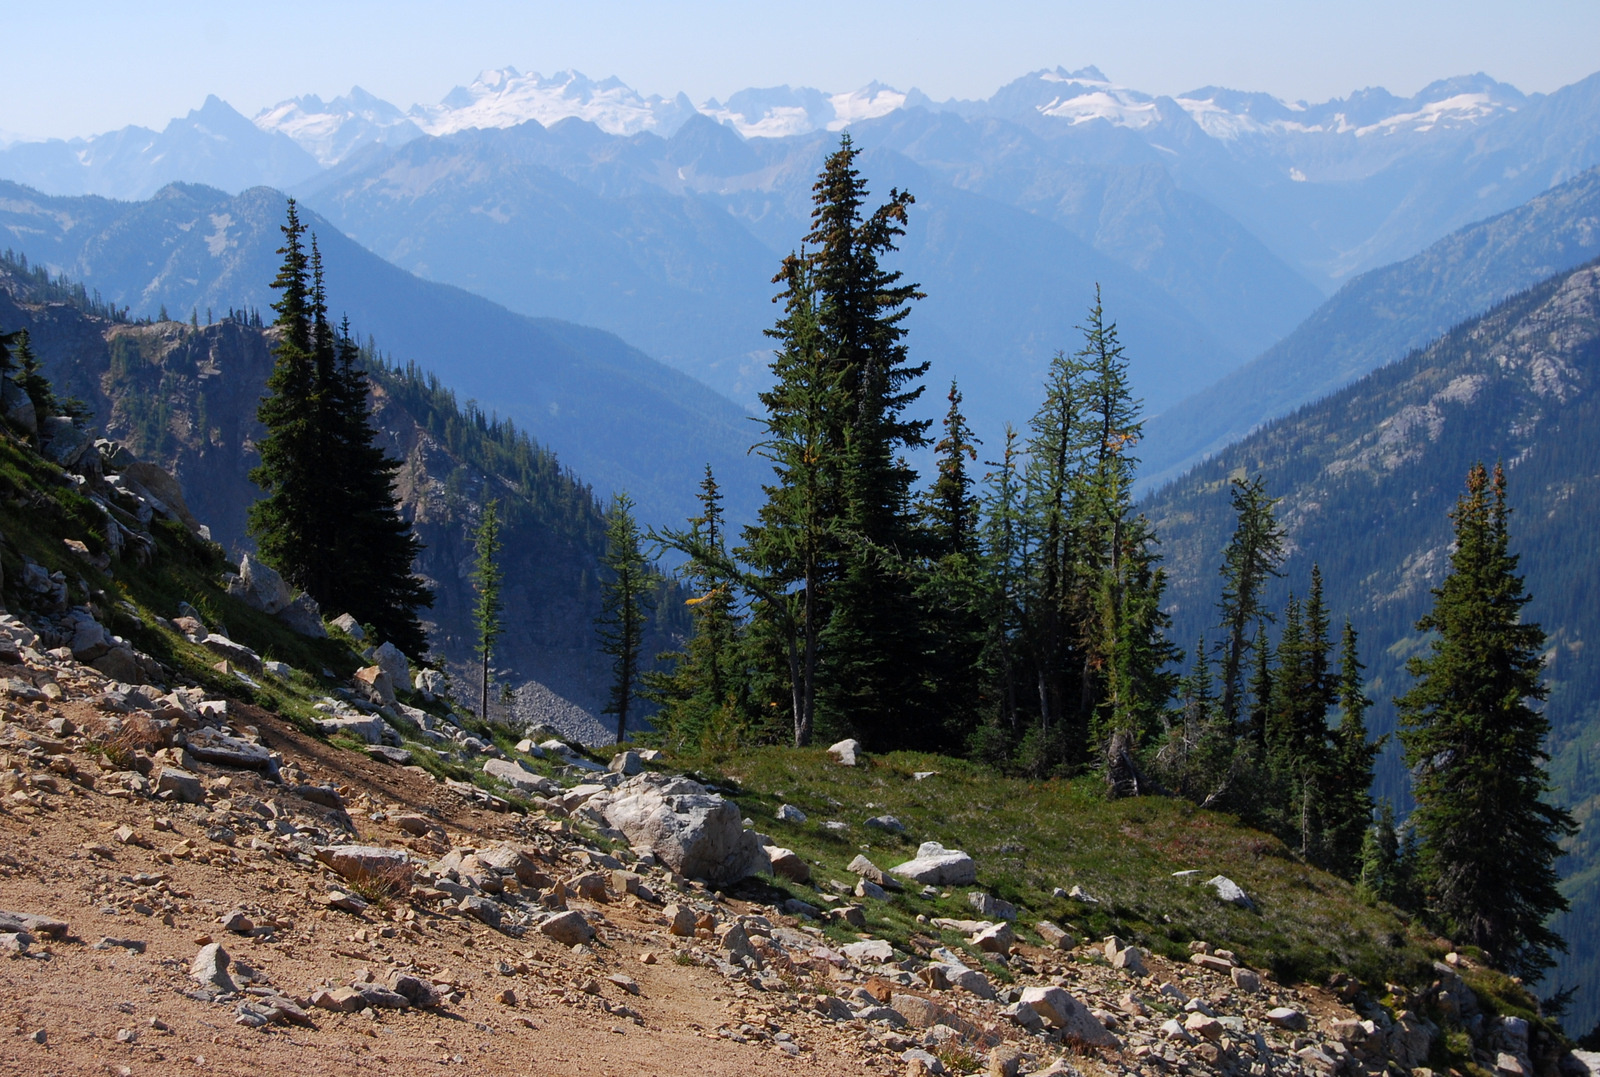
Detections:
4,64,1598,464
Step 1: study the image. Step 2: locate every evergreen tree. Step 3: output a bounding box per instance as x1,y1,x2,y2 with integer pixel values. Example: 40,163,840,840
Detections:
1215,475,1285,725
1246,623,1274,750
1325,619,1381,877
248,201,323,593
1359,799,1408,906
738,262,843,747
974,424,1025,753
921,380,980,560
249,202,431,655
648,466,747,749
915,381,986,750
1071,293,1173,768
12,330,60,425
470,498,504,722
322,322,433,655
1019,343,1090,768
796,135,932,750
598,493,657,743
1396,462,1576,977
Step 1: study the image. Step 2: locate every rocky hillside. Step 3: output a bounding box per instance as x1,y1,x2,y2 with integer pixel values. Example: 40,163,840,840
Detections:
0,259,686,739
0,393,1588,1077
1144,256,1600,1034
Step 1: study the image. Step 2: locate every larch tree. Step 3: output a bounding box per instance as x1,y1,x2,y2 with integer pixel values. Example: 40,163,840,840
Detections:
470,498,504,722
1396,462,1575,977
1215,474,1285,726
598,493,656,744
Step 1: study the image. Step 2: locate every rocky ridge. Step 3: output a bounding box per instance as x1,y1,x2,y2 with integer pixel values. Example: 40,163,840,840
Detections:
0,600,1586,1076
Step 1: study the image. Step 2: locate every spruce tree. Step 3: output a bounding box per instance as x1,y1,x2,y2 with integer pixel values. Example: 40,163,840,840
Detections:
249,202,432,655
1071,292,1173,768
738,263,843,747
598,493,657,743
1360,799,1408,906
976,424,1025,749
323,322,433,655
470,499,504,722
1396,462,1576,977
1020,344,1090,767
12,330,61,426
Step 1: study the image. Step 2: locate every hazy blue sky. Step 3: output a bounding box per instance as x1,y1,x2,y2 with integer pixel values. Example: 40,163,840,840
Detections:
4,0,1597,139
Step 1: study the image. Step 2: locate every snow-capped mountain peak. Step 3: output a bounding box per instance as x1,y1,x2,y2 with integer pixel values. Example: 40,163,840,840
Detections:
245,65,1533,168
412,68,695,138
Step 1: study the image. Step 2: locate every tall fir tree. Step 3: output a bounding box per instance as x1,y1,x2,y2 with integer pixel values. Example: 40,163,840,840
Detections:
738,262,843,747
249,202,431,655
248,201,323,594
976,424,1025,750
1070,291,1174,770
598,493,657,743
470,499,504,721
1396,462,1576,977
1020,343,1091,768
795,135,933,750
323,322,433,655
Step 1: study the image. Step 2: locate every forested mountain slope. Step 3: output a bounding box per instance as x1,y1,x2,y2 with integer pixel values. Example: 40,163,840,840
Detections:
1143,256,1600,1033
0,180,761,529
0,258,684,737
1142,165,1600,487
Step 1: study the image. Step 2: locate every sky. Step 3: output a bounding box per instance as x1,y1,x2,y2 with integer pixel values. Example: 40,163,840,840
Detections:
3,0,1598,140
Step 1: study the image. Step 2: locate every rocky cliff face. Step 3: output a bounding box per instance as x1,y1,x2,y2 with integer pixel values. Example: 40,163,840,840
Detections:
0,273,683,741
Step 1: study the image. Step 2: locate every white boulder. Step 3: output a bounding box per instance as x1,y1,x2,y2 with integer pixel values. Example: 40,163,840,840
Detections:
372,641,410,694
890,841,977,886
1018,986,1119,1047
589,773,769,885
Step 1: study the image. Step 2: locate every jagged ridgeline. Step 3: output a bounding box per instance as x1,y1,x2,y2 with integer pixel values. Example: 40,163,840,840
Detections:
1145,255,1600,1034
0,250,685,735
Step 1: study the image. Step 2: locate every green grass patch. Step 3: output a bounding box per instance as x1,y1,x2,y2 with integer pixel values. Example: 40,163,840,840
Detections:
673,744,1436,988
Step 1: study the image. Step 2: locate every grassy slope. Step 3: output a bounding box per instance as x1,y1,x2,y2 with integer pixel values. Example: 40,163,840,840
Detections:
658,745,1439,990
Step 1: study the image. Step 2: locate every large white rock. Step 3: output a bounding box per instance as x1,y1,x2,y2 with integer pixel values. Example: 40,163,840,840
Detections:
234,553,292,615
590,773,769,885
372,642,410,693
1018,986,1119,1047
481,759,559,796
1206,874,1254,908
890,841,977,886
827,739,860,766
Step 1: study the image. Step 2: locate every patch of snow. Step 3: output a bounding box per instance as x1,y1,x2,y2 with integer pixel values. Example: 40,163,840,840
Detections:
1353,92,1511,136
1038,90,1160,129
